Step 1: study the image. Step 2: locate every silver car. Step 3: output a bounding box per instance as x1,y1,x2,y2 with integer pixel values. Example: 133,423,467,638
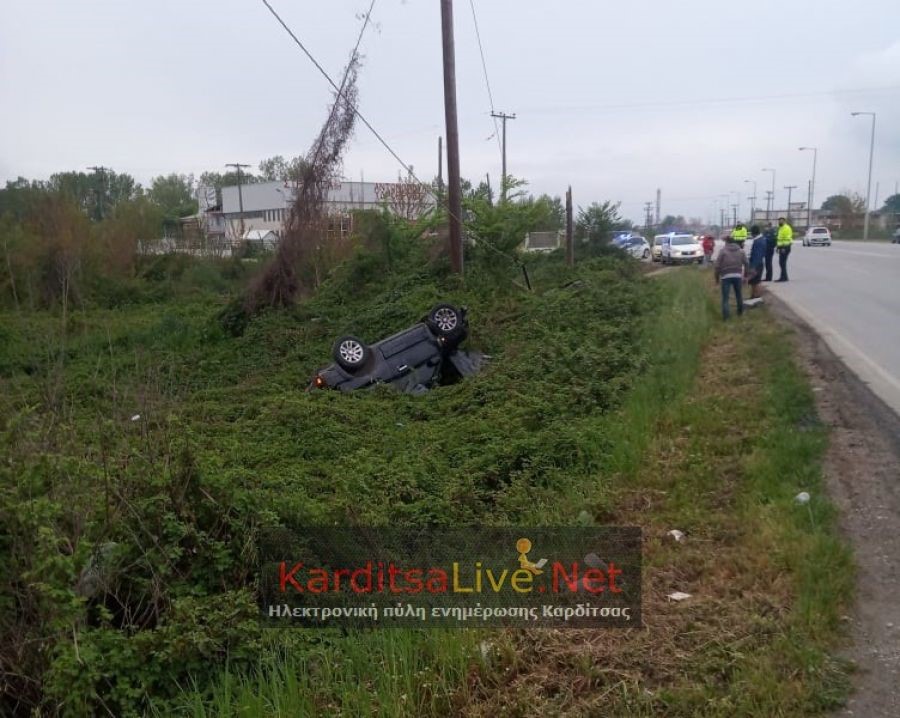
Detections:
616,235,651,260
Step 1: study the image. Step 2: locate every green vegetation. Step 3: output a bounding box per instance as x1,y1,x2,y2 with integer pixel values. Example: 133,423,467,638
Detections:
1,193,852,715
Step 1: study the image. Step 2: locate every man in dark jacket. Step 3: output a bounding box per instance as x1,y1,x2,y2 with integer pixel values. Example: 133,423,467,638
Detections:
748,226,766,299
714,237,749,320
762,223,777,281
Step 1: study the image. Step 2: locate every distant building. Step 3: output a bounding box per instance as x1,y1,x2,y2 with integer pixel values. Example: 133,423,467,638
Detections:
217,179,435,244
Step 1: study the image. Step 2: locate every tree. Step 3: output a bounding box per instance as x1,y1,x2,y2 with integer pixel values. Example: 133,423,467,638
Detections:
530,194,565,232
148,174,198,222
660,214,687,229
47,169,139,221
575,201,623,246
258,155,309,184
198,170,261,195
881,193,900,214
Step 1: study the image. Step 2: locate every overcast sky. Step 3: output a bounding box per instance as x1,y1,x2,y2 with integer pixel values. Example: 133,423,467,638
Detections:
2,0,898,223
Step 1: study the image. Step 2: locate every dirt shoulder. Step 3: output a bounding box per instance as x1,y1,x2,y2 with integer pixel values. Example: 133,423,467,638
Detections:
768,295,900,717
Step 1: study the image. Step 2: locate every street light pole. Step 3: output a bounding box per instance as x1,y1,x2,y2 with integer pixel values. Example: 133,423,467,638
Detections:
799,147,817,229
851,112,876,241
762,168,776,221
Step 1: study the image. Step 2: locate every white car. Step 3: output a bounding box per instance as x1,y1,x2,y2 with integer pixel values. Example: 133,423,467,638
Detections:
661,233,704,265
617,235,651,260
802,226,832,247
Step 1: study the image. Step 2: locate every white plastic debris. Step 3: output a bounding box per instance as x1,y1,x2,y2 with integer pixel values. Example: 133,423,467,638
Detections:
794,491,811,505
667,591,691,602
667,529,685,543
479,641,493,660
130,414,141,422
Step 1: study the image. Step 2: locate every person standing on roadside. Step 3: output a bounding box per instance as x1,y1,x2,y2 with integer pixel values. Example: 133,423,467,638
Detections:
732,222,748,249
776,216,793,282
714,236,749,320
748,225,766,299
763,222,777,281
702,234,715,265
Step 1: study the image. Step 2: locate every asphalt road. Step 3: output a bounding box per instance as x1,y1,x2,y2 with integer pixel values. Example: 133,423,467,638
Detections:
766,240,900,416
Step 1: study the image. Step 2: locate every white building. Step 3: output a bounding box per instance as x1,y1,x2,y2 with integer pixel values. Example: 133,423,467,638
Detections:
218,179,435,243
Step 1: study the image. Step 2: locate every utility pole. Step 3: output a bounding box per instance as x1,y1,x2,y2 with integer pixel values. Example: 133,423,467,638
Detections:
765,190,774,221
799,147,817,230
762,168,776,221
655,188,661,226
851,111,876,241
87,165,109,222
440,0,464,274
720,207,726,231
437,136,444,196
784,185,797,225
565,186,574,268
490,110,516,201
731,204,738,226
644,201,654,232
225,162,250,241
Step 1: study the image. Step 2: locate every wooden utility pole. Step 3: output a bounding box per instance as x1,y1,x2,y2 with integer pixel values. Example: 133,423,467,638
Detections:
440,0,463,274
565,186,574,267
491,111,516,201
226,162,251,241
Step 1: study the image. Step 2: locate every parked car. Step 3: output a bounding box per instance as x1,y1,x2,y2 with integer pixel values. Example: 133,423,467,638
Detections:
651,234,671,262
802,226,832,246
891,227,900,244
615,235,651,260
310,303,473,393
661,233,703,265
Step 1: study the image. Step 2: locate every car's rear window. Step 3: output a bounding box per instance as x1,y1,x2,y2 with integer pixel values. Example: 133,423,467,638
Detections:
671,236,695,245
812,228,829,234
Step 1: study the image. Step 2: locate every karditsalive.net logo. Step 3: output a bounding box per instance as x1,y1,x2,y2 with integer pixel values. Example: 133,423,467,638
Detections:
259,526,642,628
276,537,623,596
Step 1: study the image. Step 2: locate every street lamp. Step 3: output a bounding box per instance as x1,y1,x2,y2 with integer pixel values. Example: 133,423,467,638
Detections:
744,179,757,220
851,112,876,241
798,147,818,230
762,168,776,220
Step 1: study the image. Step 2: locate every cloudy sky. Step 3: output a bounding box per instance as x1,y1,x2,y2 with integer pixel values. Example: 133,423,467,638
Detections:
2,0,898,223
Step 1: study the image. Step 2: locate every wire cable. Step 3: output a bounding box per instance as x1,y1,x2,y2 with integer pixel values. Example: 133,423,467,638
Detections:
468,0,503,156
258,0,523,265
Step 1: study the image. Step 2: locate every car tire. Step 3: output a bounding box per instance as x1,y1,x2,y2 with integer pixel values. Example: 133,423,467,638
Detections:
426,303,461,336
642,249,650,259
333,335,370,372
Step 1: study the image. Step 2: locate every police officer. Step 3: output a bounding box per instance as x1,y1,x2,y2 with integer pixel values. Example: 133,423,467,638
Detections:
775,217,793,282
732,222,748,248
762,223,777,281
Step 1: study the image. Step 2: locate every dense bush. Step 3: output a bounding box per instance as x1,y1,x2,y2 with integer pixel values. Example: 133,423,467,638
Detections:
0,208,654,714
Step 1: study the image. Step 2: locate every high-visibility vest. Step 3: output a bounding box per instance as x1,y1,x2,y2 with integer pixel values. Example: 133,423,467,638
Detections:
732,226,748,241
777,223,793,247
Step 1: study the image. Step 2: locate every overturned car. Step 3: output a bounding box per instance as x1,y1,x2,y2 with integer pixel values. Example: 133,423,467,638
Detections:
310,303,484,393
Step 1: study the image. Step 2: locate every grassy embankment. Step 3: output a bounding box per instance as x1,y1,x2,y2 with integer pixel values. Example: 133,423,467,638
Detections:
0,246,852,716
177,270,854,717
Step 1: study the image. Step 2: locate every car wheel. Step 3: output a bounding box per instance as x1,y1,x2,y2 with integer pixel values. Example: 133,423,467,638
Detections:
427,303,461,336
333,335,370,372
642,249,650,259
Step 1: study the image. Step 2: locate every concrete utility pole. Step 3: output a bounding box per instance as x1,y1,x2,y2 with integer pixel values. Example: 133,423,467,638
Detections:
655,188,661,226
644,201,654,232
490,111,516,201
851,111,876,242
744,179,757,222
784,185,797,224
799,147,817,229
731,204,738,226
225,162,250,240
565,186,574,268
762,168,776,220
440,0,464,274
437,136,443,195
764,190,774,221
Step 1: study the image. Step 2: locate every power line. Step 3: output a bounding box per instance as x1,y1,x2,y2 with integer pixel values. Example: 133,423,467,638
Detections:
258,0,520,265
468,0,502,156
